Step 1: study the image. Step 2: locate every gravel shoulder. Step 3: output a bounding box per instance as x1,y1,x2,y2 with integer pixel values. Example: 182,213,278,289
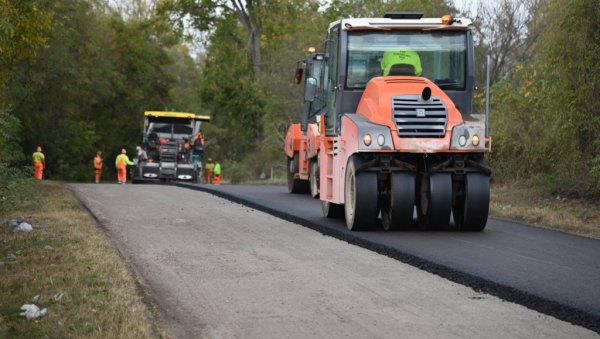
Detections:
71,184,597,339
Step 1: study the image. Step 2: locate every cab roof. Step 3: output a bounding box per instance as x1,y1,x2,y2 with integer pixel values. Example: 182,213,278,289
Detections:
329,16,472,31
144,111,211,121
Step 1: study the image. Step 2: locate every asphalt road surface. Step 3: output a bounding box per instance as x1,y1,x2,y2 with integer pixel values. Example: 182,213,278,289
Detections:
177,183,600,332
71,184,597,338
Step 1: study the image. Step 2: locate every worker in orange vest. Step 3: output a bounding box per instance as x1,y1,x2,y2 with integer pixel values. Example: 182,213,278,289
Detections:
94,151,103,183
204,158,214,184
213,160,222,185
32,146,45,180
115,148,134,184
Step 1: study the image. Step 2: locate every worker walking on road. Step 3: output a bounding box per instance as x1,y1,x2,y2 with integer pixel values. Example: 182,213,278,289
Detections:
32,146,45,180
204,158,214,184
94,151,103,183
213,160,222,185
115,148,134,184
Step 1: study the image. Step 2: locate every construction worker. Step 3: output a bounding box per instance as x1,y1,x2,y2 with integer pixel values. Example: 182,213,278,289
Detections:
381,48,422,76
193,130,205,146
32,146,45,180
213,160,222,185
135,146,148,177
94,151,103,183
182,138,192,161
204,158,214,184
115,148,134,184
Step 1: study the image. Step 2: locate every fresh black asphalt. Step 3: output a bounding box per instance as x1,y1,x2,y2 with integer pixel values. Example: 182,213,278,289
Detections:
178,183,600,333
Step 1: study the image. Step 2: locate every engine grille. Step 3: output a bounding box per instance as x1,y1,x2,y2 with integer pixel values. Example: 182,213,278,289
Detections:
392,95,448,138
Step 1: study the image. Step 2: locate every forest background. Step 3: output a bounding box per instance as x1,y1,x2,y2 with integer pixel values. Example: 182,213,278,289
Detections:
1,0,599,213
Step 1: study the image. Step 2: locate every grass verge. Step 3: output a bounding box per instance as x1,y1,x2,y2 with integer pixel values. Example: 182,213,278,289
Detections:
490,182,600,239
0,181,154,338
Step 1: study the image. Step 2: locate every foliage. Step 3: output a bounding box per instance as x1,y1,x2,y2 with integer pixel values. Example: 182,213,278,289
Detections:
223,159,251,184
0,0,53,101
0,0,52,211
162,0,266,76
488,0,600,196
198,14,264,162
0,109,35,214
323,0,456,19
0,163,36,214
4,0,194,181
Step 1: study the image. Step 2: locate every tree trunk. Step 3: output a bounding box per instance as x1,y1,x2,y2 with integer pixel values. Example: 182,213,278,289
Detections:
231,0,262,78
248,27,262,77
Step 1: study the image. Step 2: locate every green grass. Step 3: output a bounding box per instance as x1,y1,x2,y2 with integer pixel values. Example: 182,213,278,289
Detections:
490,182,600,238
0,181,154,338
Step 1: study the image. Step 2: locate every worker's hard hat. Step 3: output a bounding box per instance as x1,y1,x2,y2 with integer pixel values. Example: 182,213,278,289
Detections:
208,158,212,161
136,146,141,150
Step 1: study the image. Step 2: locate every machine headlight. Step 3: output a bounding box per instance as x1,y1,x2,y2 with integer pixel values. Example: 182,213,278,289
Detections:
377,134,385,146
363,134,372,146
450,115,488,150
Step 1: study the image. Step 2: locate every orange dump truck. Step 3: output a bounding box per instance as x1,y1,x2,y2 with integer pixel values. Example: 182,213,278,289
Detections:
301,13,491,231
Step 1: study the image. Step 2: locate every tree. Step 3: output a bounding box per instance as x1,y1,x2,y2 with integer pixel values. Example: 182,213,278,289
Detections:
198,13,264,161
487,0,600,194
162,0,265,76
465,0,543,86
0,0,53,211
323,0,456,21
0,0,53,103
6,0,179,181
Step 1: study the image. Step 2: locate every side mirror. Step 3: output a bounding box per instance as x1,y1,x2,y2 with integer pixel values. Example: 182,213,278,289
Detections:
305,77,317,102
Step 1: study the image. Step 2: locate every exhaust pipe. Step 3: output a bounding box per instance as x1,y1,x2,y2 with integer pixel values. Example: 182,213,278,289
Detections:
485,55,491,139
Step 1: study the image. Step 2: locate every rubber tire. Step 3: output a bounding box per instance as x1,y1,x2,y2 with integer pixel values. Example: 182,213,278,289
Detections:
382,172,415,231
453,173,490,232
309,159,320,198
417,173,452,230
344,157,379,231
287,153,309,194
321,200,344,218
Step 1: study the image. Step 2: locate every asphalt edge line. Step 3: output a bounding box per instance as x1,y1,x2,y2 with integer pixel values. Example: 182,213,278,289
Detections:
66,184,165,339
177,182,600,334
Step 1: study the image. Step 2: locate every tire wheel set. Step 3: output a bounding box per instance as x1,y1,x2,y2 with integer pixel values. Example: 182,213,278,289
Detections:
339,155,490,232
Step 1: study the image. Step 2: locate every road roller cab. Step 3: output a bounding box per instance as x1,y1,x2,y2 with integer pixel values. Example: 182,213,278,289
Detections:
314,13,491,231
284,51,327,197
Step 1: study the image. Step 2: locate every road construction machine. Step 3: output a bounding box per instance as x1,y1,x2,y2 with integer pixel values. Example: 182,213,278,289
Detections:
132,111,210,183
285,51,326,197
307,13,491,231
